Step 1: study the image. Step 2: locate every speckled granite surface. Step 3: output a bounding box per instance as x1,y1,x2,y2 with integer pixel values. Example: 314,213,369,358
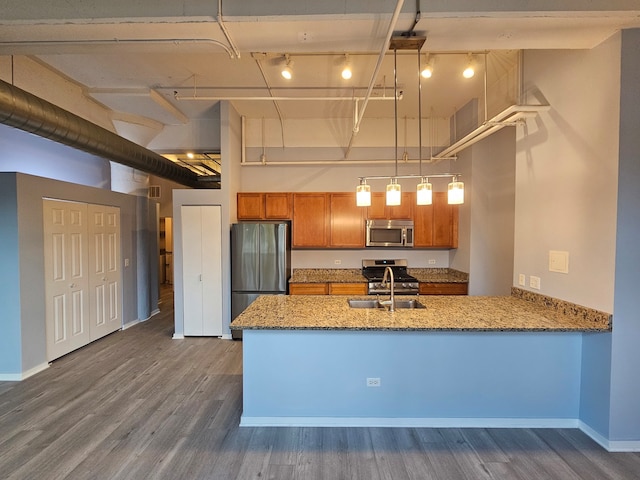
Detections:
408,268,468,283
230,294,611,332
289,268,468,284
511,287,612,330
290,268,366,283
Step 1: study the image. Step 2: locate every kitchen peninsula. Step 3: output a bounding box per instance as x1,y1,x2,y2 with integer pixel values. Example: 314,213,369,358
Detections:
231,289,610,428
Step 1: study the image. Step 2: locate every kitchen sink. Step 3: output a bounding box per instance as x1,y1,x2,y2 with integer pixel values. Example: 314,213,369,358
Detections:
347,298,426,309
393,299,426,309
347,299,384,309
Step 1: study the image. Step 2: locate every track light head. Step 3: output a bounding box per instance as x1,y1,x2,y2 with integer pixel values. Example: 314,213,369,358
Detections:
281,54,293,80
341,54,352,80
462,53,475,79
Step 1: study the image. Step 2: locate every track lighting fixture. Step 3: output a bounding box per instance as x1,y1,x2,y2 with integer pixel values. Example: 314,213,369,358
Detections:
341,54,352,80
281,54,293,80
462,53,475,79
420,54,433,79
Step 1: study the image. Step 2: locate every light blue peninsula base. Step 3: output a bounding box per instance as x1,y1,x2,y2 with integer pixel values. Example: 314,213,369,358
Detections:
240,329,584,428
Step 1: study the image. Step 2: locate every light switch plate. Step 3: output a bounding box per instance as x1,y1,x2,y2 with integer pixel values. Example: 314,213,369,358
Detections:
549,250,569,274
518,274,526,286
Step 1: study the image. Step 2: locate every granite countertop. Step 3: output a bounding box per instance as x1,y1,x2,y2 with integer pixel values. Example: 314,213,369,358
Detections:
230,290,611,333
289,268,469,284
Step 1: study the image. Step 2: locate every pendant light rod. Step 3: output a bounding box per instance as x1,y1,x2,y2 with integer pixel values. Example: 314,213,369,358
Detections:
418,43,423,177
394,46,399,178
358,173,461,182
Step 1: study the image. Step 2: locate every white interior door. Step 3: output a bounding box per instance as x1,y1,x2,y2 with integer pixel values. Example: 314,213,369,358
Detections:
182,205,223,336
88,204,121,341
43,200,91,361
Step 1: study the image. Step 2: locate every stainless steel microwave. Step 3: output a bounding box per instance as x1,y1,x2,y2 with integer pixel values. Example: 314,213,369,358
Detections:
365,219,414,247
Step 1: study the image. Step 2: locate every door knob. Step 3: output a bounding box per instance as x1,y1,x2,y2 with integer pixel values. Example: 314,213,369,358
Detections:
102,277,106,282
69,283,75,288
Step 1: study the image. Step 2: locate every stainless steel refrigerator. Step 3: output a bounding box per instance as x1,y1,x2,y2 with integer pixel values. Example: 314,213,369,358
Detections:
231,222,291,339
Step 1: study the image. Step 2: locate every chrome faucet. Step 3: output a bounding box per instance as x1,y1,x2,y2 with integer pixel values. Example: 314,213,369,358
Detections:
380,266,395,312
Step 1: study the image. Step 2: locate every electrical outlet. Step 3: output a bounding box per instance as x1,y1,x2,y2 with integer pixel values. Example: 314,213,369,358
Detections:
366,377,381,387
529,275,541,290
518,274,526,286
334,259,342,265
428,259,436,265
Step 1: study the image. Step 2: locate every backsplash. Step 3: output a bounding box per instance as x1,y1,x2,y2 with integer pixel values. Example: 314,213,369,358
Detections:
291,249,452,269
511,287,612,329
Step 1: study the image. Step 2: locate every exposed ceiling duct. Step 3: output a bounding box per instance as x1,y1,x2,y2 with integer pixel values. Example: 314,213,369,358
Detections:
0,79,210,189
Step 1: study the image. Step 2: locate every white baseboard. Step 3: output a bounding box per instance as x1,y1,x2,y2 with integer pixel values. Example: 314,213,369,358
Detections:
579,420,640,452
122,308,161,331
240,416,580,429
221,333,232,340
0,362,49,381
172,333,185,339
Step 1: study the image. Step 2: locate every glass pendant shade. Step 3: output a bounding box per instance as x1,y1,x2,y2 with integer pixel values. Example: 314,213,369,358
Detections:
416,179,433,205
356,182,371,207
448,178,465,204
386,179,401,206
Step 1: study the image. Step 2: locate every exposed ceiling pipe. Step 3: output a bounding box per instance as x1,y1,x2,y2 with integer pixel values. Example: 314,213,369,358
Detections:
252,54,286,147
217,0,241,59
344,0,405,159
0,39,235,58
0,79,206,188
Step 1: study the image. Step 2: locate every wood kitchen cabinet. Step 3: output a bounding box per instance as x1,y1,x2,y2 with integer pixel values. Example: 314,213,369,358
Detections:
290,282,367,295
419,282,468,295
328,283,367,295
237,193,264,219
292,193,329,247
265,193,292,219
237,193,292,220
414,192,458,248
367,192,413,220
329,193,364,248
289,283,329,295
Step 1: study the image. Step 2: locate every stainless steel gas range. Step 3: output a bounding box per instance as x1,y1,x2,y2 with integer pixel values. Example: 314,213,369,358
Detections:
361,259,419,295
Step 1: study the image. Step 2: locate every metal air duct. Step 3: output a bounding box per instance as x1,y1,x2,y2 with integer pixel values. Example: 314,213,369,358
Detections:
0,79,207,189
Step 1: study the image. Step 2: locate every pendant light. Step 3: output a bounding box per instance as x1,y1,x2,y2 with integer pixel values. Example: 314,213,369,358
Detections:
448,175,465,204
417,177,432,205
356,179,371,207
386,178,401,206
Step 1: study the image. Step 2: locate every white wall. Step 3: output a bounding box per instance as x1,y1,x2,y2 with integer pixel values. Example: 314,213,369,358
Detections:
515,37,621,313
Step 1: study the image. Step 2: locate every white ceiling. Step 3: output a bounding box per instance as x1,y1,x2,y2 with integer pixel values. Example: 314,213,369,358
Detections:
1,4,640,128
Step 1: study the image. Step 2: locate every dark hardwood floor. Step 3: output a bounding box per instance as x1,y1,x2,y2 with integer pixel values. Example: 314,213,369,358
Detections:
1,286,639,479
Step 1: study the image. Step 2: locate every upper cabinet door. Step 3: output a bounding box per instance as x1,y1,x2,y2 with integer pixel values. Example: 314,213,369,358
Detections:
264,193,292,219
414,192,458,248
237,193,264,219
366,192,413,220
292,193,329,248
329,193,364,248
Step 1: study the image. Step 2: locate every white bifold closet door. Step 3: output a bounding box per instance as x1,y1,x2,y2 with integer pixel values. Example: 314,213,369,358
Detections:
87,204,121,341
181,205,223,336
43,199,121,361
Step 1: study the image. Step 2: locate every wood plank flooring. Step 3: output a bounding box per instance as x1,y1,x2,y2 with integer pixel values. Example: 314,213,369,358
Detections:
1,286,639,479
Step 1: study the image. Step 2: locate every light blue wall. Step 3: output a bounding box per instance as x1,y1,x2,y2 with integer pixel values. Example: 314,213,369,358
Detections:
0,124,111,188
0,175,22,375
579,333,612,436
243,329,582,423
610,28,640,441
